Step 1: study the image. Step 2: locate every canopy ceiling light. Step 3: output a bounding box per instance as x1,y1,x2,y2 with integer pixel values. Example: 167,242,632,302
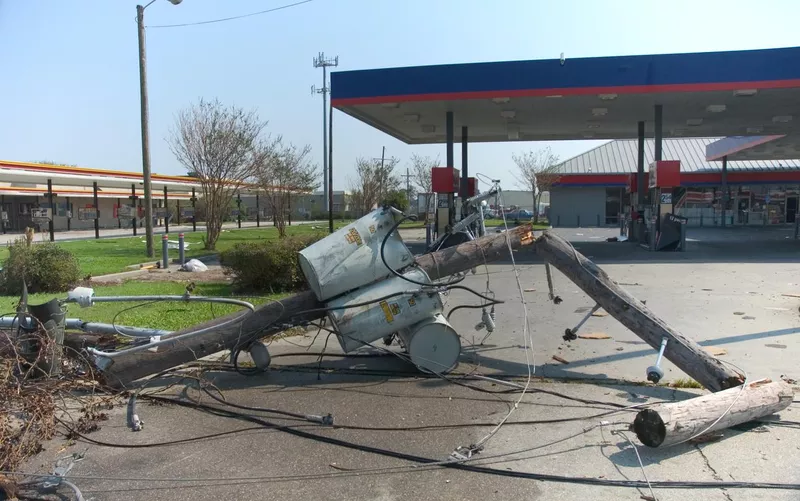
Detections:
733,89,758,97
500,110,516,119
586,123,600,129
421,124,436,133
686,118,703,126
598,94,617,100
746,126,764,134
706,104,726,113
381,102,400,109
591,108,608,116
772,115,793,123
403,114,420,123
492,97,511,104
671,129,685,136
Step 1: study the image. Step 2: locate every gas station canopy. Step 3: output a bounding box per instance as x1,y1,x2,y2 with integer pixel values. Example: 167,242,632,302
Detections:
331,46,800,145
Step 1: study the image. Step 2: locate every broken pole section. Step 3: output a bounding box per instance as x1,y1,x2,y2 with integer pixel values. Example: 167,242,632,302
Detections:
99,225,534,388
633,380,794,447
533,230,742,392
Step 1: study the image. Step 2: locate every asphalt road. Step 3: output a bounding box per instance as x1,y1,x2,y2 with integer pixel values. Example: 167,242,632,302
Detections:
14,225,800,500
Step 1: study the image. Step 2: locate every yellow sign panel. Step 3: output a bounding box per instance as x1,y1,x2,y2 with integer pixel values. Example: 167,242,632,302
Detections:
379,300,394,323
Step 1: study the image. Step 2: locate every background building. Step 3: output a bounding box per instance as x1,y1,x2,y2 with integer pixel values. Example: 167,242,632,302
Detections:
549,138,800,227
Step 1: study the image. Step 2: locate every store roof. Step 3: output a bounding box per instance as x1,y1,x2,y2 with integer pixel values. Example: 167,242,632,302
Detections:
332,47,800,144
554,138,800,175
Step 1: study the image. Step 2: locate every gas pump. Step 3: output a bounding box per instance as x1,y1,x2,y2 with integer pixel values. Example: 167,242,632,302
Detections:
647,160,686,251
431,166,459,240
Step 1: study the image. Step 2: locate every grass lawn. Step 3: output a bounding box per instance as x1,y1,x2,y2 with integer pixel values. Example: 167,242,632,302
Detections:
0,281,283,331
0,223,350,277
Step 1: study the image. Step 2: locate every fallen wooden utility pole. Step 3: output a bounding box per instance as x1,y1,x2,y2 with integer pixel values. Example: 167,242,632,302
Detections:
632,380,794,447
98,225,535,388
534,231,743,392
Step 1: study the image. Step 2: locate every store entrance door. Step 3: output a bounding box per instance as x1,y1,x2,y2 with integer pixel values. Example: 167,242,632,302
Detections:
787,197,798,223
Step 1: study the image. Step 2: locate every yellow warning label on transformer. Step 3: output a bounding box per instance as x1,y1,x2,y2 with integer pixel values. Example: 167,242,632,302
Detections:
379,300,394,323
407,297,416,307
390,303,401,315
368,224,376,234
344,228,363,246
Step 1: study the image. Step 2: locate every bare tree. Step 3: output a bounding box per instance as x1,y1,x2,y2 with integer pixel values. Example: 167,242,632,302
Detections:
168,98,270,250
348,156,401,217
512,147,561,224
255,141,318,238
409,153,438,221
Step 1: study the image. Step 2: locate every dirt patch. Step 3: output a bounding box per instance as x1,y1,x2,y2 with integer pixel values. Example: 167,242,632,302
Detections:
93,267,231,285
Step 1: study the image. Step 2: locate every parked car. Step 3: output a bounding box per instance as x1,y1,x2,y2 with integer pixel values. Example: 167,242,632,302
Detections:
505,209,533,221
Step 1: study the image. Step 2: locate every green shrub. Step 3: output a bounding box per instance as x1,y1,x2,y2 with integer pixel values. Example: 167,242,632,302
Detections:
220,234,324,293
1,239,82,294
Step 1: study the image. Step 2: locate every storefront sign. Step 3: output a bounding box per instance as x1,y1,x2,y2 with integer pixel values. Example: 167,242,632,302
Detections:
660,192,673,204
180,208,195,218
31,208,51,223
78,208,98,221
117,204,135,219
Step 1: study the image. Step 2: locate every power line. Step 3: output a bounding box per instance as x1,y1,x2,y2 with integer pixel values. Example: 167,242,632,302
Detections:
147,0,315,29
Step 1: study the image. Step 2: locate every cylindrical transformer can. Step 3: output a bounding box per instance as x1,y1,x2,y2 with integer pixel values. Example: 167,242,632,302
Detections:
397,314,461,374
327,268,442,353
298,208,413,301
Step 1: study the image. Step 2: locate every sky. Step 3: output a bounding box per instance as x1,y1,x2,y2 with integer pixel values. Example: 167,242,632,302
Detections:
1,0,800,192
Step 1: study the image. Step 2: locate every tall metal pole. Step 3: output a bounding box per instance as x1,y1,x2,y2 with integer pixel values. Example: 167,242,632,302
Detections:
46,178,55,242
379,146,386,204
328,96,334,234
137,4,154,258
313,52,339,214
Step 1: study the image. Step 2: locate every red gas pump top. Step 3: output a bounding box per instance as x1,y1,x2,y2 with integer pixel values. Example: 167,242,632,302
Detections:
648,160,681,188
432,167,460,193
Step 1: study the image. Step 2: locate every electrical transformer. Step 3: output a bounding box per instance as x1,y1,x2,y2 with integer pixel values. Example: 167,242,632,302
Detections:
397,314,461,373
298,208,413,301
326,268,443,353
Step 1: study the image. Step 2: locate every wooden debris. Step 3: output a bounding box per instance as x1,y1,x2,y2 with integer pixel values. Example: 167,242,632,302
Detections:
524,288,536,292
633,380,794,448
591,309,609,317
552,355,570,365
578,332,611,340
704,346,728,356
781,293,800,298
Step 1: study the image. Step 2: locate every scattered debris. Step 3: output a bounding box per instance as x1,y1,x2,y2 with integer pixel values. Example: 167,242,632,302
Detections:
617,282,641,286
523,288,536,292
703,346,728,356
780,375,797,384
782,293,800,298
733,311,745,315
606,236,618,242
616,347,624,351
591,309,608,317
742,316,756,320
702,288,713,291
181,259,209,273
578,332,611,340
552,355,570,365
764,307,789,311
765,343,787,349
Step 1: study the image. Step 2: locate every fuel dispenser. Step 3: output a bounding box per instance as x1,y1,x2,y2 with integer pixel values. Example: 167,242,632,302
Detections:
431,166,460,239
647,160,687,251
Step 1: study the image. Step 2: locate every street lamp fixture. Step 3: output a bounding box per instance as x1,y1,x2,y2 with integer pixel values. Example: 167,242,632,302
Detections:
136,0,182,258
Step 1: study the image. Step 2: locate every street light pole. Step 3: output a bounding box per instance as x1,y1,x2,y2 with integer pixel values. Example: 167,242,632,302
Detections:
136,0,181,258
137,3,155,258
